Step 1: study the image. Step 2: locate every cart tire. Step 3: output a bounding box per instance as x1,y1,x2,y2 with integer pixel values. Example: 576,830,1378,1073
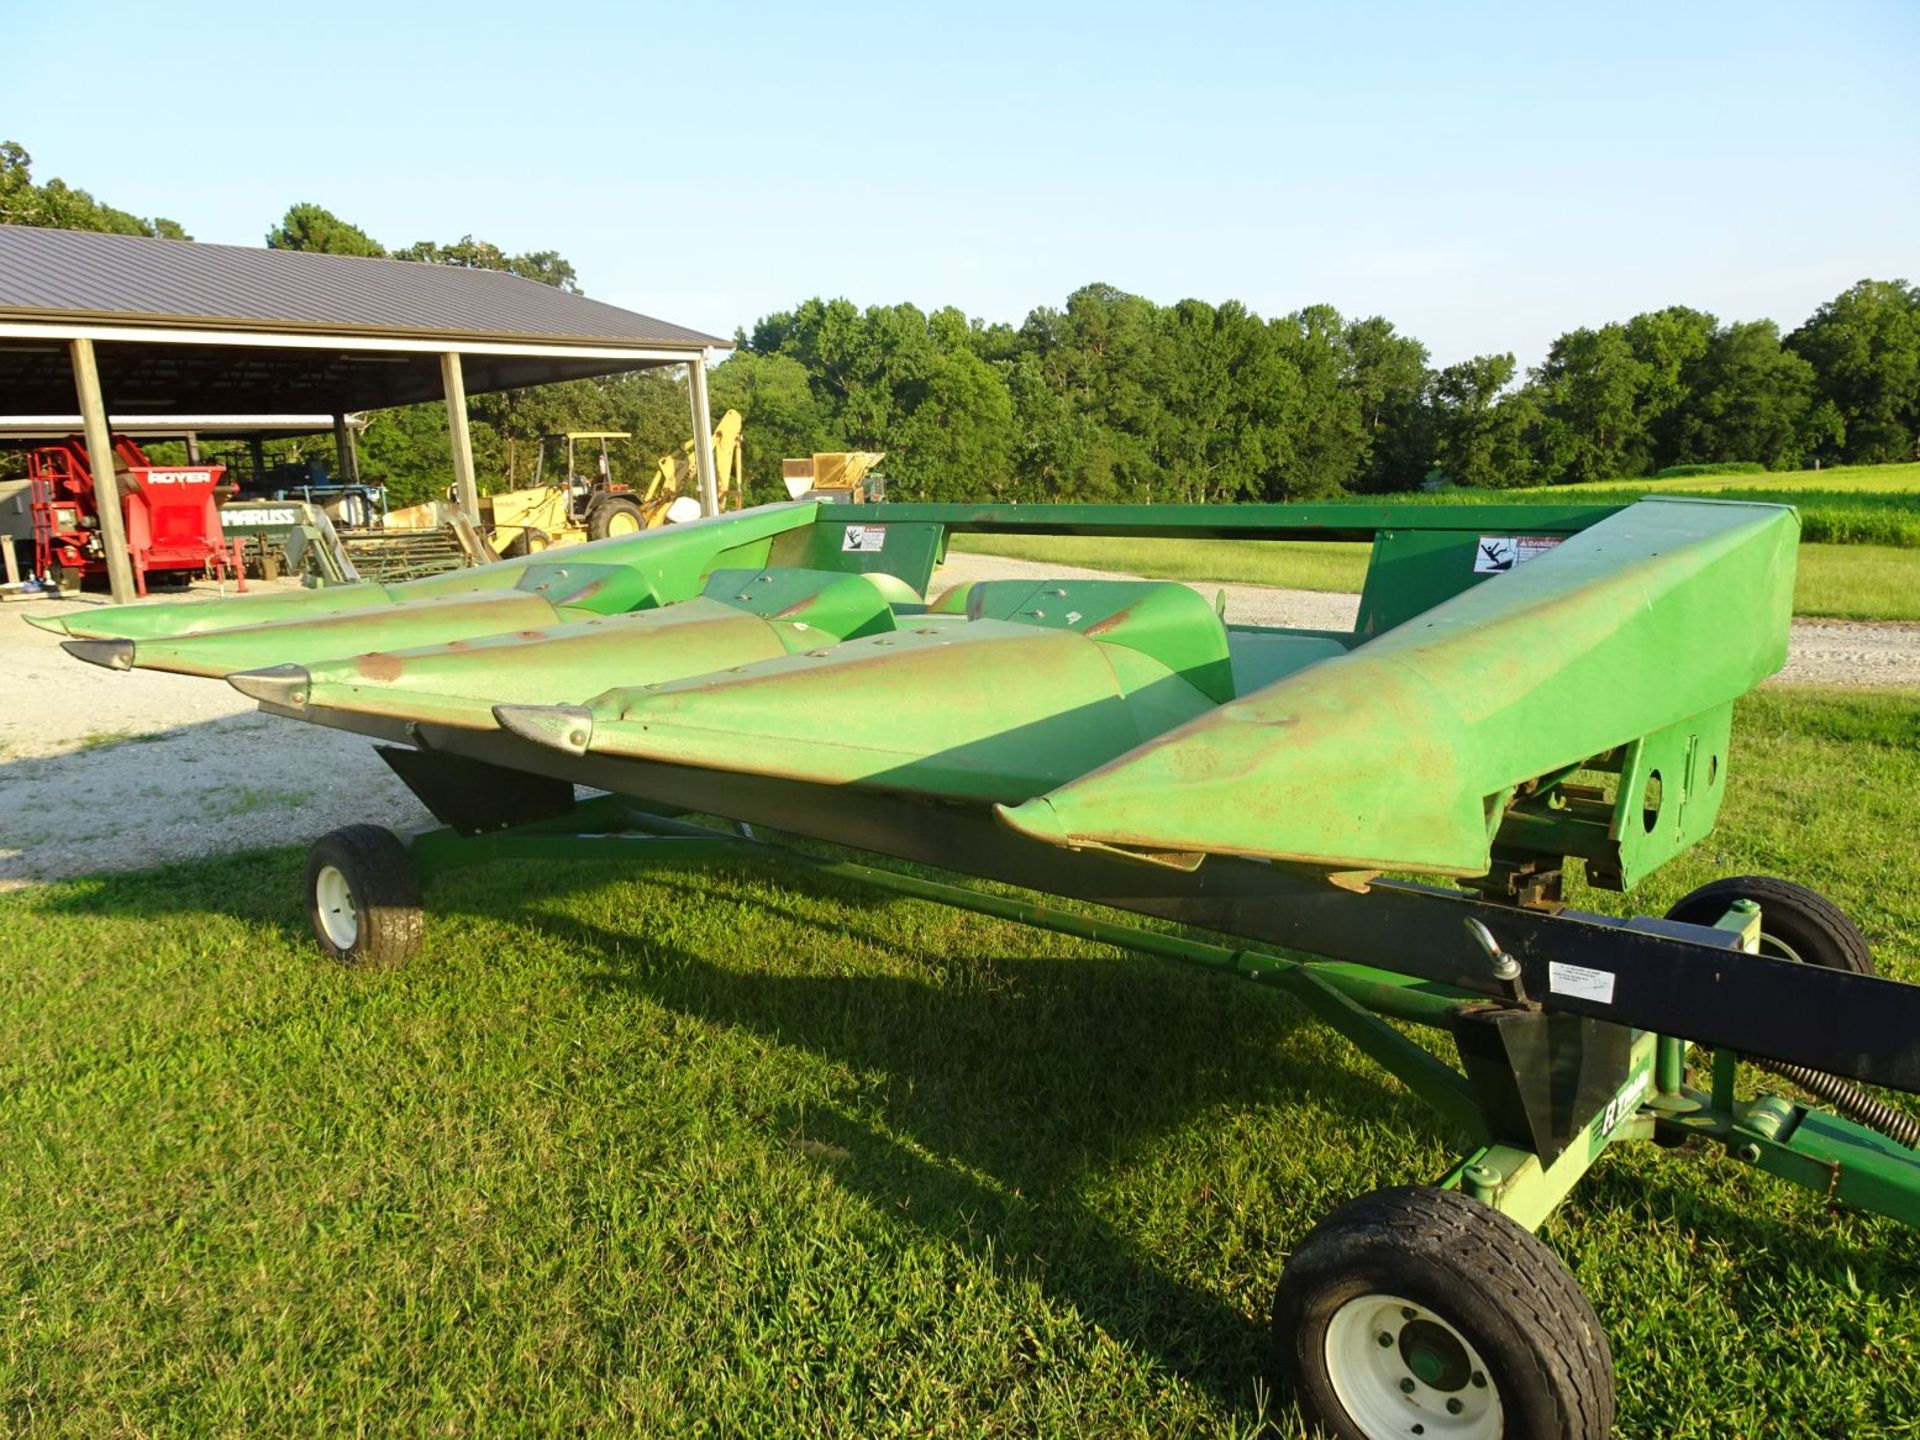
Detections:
1665,875,1875,974
587,496,646,540
1272,1186,1613,1440
305,825,424,967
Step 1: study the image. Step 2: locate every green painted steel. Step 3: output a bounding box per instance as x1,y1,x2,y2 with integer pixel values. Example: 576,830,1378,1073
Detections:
527,604,1221,799
997,499,1797,876
833,500,1626,541
35,501,829,644
36,494,1796,884
231,569,908,729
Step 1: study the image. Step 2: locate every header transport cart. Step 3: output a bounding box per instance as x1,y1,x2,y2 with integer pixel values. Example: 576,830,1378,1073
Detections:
33,497,1920,1438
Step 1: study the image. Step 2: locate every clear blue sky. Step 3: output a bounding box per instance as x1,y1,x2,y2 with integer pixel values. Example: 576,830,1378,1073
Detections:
8,0,1916,367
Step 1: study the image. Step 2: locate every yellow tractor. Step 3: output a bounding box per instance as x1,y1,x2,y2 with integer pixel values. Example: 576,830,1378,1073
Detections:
470,412,746,556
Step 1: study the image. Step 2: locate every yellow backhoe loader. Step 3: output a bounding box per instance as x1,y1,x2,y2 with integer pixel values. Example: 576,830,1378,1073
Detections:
388,412,746,557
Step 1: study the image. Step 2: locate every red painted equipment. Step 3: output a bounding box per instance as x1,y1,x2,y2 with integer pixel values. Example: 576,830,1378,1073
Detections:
27,434,237,594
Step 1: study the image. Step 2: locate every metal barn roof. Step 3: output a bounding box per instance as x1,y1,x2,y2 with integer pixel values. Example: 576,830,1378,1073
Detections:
0,226,728,348
0,225,730,415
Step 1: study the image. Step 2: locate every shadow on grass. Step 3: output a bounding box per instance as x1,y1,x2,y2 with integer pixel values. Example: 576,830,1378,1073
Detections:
527,883,1440,1419
1580,1155,1920,1302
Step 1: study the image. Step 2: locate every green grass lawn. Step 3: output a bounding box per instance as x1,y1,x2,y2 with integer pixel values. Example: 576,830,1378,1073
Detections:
3,688,1918,1435
949,534,1920,623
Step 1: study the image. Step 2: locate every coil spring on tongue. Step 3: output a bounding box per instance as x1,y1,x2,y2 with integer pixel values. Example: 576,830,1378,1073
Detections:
1754,1058,1920,1150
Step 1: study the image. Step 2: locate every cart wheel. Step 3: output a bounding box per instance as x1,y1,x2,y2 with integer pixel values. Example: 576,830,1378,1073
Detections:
1272,1186,1613,1440
1665,875,1874,974
304,825,424,966
587,496,646,540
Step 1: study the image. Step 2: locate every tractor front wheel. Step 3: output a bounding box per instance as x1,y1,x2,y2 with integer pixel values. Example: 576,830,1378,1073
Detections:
587,496,646,540
304,825,424,967
1272,1186,1613,1440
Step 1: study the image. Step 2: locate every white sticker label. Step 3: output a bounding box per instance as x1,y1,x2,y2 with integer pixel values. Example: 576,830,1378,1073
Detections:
1548,961,1616,1004
1474,535,1562,573
842,525,887,553
220,506,300,527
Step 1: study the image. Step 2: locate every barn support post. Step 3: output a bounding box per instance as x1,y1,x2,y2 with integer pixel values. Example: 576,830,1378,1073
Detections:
69,337,136,603
333,412,357,485
686,353,720,516
441,352,480,523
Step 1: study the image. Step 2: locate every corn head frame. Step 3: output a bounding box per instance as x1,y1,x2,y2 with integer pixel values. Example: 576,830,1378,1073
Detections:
34,497,1920,1437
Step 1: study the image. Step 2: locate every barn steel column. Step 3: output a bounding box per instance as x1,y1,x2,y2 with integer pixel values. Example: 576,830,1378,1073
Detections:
333,412,356,484
69,337,136,603
686,353,720,516
441,353,480,522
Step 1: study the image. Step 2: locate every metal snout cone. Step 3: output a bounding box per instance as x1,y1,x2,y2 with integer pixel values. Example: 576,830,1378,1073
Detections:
493,704,595,756
60,638,134,670
228,664,312,706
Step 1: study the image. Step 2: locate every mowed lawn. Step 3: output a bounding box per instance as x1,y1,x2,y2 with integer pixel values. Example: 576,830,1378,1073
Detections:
3,689,1918,1436
950,534,1920,623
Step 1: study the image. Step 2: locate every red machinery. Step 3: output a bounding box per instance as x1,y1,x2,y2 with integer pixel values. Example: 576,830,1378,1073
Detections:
27,435,239,594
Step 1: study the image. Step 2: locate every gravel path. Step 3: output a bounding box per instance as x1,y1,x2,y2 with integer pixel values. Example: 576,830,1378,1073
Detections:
2,562,1914,888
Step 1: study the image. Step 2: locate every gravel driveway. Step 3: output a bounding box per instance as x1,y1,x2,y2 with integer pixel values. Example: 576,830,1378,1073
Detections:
3,561,1914,888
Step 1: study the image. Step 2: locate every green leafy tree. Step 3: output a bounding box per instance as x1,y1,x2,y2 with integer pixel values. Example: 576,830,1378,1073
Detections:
1622,306,1718,470
1672,320,1822,469
0,140,189,238
709,351,834,501
396,235,582,293
1432,353,1540,488
1273,305,1367,498
264,203,387,256
1530,325,1651,483
1787,279,1920,463
1344,315,1434,492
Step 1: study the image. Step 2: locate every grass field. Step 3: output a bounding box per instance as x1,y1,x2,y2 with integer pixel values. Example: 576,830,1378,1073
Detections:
951,461,1920,622
2,688,1918,1435
1409,462,1920,548
950,535,1920,623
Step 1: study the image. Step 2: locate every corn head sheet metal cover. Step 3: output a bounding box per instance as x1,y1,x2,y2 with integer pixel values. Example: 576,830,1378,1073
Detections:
32,495,1920,1438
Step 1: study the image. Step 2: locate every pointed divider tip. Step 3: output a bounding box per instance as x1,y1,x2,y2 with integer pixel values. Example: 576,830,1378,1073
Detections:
22,613,70,635
994,796,1073,846
60,638,134,671
228,664,312,706
493,704,595,756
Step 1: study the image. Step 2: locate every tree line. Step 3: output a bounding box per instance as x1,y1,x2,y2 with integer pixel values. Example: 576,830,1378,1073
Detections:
717,282,1919,504
5,144,1916,507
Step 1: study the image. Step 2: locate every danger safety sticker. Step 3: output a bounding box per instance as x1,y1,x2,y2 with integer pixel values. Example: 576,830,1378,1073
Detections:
1474,535,1562,573
842,525,887,553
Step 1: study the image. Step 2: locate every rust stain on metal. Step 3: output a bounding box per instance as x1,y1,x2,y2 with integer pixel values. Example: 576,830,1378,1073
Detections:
357,651,405,682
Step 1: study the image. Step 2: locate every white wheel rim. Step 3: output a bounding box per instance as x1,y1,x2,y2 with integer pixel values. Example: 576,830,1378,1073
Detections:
1324,1292,1502,1439
314,864,359,950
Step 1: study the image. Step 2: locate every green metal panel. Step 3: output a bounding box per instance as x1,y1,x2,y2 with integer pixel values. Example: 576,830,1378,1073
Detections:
516,614,1218,802
1354,528,1529,638
836,500,1624,541
1751,1107,1920,1229
766,520,948,597
79,589,567,679
998,499,1797,876
231,570,907,729
35,500,823,643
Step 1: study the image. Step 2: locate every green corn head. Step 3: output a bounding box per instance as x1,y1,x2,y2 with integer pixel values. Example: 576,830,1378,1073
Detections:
36,497,1798,890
